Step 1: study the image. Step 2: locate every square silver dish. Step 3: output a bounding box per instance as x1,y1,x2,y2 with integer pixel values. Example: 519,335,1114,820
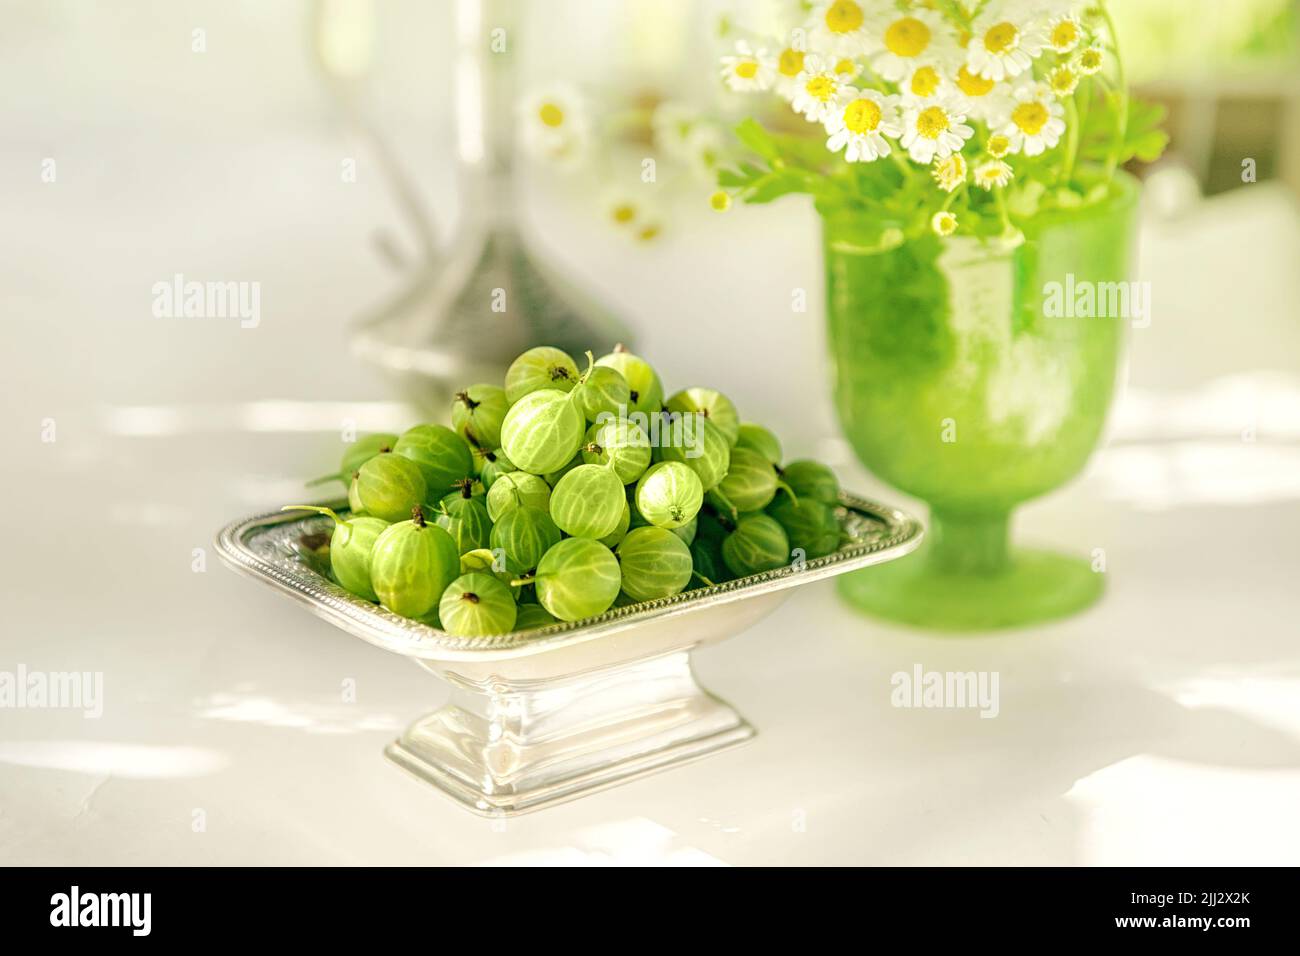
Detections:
216,494,922,815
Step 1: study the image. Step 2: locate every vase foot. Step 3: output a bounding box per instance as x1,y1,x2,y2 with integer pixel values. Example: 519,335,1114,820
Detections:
837,544,1104,632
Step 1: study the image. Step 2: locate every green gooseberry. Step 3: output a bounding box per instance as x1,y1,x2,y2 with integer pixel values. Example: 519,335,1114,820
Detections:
627,491,649,530
505,346,580,404
616,527,694,603
598,501,632,548
658,415,731,491
531,537,622,623
439,573,518,637
767,496,842,560
393,424,474,502
573,355,632,424
500,387,585,475
308,432,399,487
514,603,557,631
694,507,731,544
665,387,741,446
474,446,515,489
670,516,697,547
490,504,562,574
459,548,515,590
452,384,509,450
689,534,731,587
708,446,793,517
634,461,703,530
347,471,365,515
370,506,460,618
594,344,664,415
486,470,551,522
582,420,651,485
736,423,783,465
721,514,790,577
550,463,625,539
281,505,388,602
352,452,427,523
435,482,493,553
780,460,841,506
543,451,584,488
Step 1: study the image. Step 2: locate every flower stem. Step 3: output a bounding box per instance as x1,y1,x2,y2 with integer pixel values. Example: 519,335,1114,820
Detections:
1061,97,1080,186
994,185,1013,236
1098,1,1129,182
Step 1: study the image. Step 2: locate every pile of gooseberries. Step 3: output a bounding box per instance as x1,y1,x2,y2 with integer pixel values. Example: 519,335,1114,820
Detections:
285,345,846,636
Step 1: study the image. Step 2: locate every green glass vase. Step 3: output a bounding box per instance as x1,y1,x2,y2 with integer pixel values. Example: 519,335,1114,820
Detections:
826,172,1140,630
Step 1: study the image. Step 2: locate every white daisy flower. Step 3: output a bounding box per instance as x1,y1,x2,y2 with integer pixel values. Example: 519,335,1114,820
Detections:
985,133,1013,159
720,40,777,93
995,81,1067,156
952,65,1007,121
1048,63,1080,97
899,96,975,165
520,87,590,166
824,88,902,163
806,0,875,58
831,56,863,82
966,7,1047,82
932,211,958,237
974,159,1015,190
791,54,848,123
931,154,968,193
1076,44,1105,76
1045,13,1084,54
867,7,959,83
773,44,809,98
900,63,949,104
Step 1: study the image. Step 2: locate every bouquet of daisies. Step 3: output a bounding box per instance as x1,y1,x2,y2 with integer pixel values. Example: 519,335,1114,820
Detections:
715,0,1167,242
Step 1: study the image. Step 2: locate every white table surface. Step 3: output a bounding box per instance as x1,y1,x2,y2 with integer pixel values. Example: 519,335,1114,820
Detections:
3,99,1300,865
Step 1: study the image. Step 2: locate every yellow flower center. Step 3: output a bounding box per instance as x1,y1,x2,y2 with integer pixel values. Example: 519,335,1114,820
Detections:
910,66,941,97
983,22,1019,54
916,106,950,139
986,134,1010,157
825,0,864,35
1050,68,1078,93
1012,101,1049,135
843,98,883,134
1051,21,1080,50
1080,49,1103,70
778,48,805,77
611,203,636,224
805,75,837,101
709,191,731,212
834,58,857,75
884,17,931,58
956,65,995,97
538,103,564,128
637,224,661,242
734,59,759,79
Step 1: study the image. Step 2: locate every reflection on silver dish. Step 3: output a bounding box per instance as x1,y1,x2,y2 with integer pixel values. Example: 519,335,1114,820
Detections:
216,494,923,815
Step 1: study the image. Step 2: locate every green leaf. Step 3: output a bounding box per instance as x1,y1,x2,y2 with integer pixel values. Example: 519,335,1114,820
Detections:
734,118,781,163
1118,97,1170,164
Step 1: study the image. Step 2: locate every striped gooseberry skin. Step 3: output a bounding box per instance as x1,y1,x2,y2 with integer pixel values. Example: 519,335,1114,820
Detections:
550,464,626,539
353,453,427,523
451,384,509,450
721,514,790,577
370,513,460,618
768,496,841,559
616,526,694,602
534,538,622,622
485,471,551,522
438,572,518,637
500,388,585,475
735,422,783,465
664,387,741,446
658,415,731,491
504,346,580,404
335,432,398,485
514,603,558,631
582,419,652,485
331,515,389,602
575,365,632,424
594,347,664,416
634,461,704,530
435,492,493,554
490,505,562,574
392,424,474,502
710,446,781,514
598,501,632,548
690,532,732,586
779,460,841,506
474,446,514,489
669,516,697,547
543,452,584,488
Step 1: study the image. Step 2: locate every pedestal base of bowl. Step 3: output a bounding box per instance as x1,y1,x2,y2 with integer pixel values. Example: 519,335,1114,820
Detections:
384,650,754,815
838,544,1105,632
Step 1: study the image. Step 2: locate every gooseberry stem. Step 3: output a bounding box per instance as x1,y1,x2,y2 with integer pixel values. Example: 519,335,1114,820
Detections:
691,570,716,588
281,504,344,526
775,480,799,507
411,506,427,527
509,574,536,588
455,390,479,410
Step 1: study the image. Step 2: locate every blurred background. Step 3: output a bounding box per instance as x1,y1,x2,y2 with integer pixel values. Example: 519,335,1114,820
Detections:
2,1,1299,864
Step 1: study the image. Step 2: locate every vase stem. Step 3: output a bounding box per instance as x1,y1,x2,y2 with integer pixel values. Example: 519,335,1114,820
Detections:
928,511,1011,575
